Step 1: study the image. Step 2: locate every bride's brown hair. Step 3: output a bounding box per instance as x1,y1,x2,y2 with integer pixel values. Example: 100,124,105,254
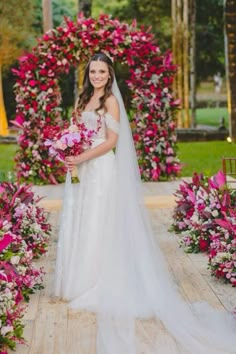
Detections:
74,53,114,115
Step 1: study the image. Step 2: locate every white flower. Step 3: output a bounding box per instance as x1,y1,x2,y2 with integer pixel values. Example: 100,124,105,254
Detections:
4,288,12,299
151,74,159,84
211,210,219,217
29,108,35,115
191,213,199,223
10,255,20,265
163,87,168,93
62,58,67,65
1,325,13,336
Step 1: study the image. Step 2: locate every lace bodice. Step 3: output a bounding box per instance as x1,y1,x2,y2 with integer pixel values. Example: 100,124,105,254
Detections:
81,111,120,140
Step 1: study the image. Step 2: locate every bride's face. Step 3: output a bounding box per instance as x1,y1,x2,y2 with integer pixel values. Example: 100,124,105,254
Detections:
89,61,110,90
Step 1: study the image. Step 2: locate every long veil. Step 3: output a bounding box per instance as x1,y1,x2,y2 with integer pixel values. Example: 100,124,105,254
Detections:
54,77,236,354
92,78,236,354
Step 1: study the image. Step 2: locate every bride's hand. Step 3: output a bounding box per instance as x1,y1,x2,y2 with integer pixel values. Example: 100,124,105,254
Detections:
65,156,81,171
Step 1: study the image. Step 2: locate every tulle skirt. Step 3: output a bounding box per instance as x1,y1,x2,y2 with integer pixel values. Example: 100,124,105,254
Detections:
54,139,236,354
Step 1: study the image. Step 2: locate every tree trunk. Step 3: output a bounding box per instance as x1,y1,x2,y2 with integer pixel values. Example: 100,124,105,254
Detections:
172,0,177,95
78,0,92,17
172,0,192,128
176,0,184,127
42,0,53,33
183,0,190,128
75,1,92,100
0,65,9,136
172,0,182,126
189,0,196,128
224,0,236,142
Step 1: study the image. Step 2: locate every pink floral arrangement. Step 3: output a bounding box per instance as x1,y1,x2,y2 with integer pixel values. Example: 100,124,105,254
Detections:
45,118,97,182
13,13,180,185
0,182,51,352
170,172,236,286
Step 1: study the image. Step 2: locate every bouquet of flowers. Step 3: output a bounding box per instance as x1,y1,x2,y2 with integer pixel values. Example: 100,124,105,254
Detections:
45,120,97,183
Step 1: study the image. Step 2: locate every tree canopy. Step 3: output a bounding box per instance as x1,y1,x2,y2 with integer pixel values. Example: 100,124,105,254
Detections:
0,1,35,68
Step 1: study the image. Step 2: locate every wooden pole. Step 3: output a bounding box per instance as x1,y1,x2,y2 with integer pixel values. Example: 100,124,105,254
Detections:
0,65,9,136
176,0,183,127
183,0,190,128
42,0,53,33
224,0,236,142
172,0,177,95
75,1,92,99
189,0,196,128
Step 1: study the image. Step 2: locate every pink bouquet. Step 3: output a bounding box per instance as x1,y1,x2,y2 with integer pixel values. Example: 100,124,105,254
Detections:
45,120,96,183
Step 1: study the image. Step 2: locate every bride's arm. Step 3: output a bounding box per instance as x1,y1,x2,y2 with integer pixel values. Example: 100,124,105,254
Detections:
66,96,120,171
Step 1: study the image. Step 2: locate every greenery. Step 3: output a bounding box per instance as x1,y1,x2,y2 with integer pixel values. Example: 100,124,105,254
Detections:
113,0,225,79
33,0,76,34
0,144,17,181
196,0,225,80
196,107,228,128
178,141,236,177
3,0,76,122
2,0,227,124
1,139,236,180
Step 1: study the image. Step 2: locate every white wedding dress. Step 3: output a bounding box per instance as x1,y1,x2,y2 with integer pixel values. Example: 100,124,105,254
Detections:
54,83,236,354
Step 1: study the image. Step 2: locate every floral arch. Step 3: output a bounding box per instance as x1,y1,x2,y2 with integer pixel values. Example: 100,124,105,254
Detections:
13,14,180,185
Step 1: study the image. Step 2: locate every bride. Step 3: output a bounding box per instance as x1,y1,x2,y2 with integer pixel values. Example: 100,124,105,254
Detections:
53,52,236,353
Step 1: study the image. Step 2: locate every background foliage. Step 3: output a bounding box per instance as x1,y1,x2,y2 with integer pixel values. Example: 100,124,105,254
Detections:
2,0,226,123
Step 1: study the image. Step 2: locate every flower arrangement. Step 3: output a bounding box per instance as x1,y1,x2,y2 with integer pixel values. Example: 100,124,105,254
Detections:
170,172,236,286
13,13,180,185
0,182,51,352
45,115,100,183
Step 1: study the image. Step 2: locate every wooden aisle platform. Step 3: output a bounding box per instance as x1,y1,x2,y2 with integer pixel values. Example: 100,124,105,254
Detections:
10,181,236,354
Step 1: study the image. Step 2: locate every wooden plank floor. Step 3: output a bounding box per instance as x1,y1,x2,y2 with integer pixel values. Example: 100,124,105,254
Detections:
11,181,236,354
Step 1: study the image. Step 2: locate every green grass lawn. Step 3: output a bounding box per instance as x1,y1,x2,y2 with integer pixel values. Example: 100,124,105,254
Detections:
196,107,228,128
0,144,18,181
0,110,235,183
178,140,236,177
1,141,235,180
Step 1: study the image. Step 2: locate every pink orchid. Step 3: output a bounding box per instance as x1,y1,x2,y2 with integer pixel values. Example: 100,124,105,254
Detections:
0,233,13,252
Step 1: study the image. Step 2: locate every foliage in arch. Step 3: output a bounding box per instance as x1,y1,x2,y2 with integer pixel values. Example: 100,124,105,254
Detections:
13,14,180,184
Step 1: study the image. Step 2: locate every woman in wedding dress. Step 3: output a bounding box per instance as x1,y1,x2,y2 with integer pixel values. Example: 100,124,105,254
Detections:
54,52,236,354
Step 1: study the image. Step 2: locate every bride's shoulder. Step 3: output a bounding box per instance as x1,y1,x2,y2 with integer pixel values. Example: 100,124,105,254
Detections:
105,95,119,109
104,95,120,121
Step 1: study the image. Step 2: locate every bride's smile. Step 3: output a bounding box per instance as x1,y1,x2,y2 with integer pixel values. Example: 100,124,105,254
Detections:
89,61,110,89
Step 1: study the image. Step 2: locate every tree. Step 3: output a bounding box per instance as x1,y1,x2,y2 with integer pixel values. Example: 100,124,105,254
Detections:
196,0,225,81
78,0,92,17
0,1,35,136
3,0,76,123
224,0,236,141
33,0,76,33
114,0,172,51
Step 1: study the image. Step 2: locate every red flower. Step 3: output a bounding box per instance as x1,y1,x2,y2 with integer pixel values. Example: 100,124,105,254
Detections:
28,80,37,87
199,238,209,252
